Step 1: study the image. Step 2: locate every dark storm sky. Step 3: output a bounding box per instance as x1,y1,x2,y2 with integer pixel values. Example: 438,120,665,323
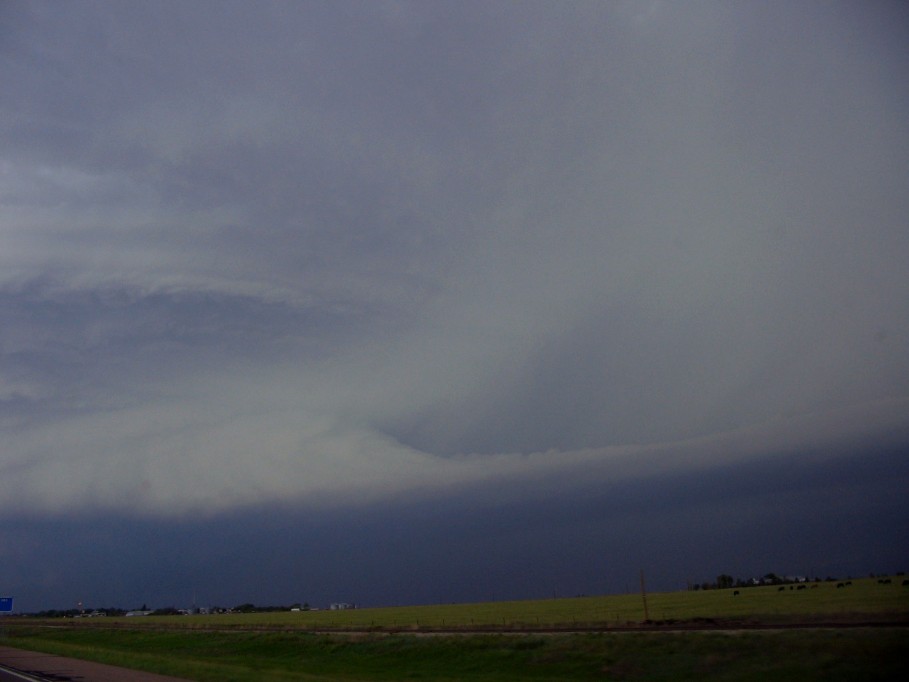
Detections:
1,0,908,611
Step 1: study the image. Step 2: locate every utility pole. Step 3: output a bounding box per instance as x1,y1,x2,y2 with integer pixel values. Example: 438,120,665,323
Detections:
639,569,650,622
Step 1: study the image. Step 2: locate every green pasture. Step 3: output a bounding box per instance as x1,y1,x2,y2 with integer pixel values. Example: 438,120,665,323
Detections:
61,576,909,631
2,579,907,681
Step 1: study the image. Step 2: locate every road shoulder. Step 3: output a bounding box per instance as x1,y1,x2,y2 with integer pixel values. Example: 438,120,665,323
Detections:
0,645,192,682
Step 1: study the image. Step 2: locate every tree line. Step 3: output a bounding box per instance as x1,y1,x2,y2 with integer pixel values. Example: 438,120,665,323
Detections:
21,602,313,618
691,571,904,591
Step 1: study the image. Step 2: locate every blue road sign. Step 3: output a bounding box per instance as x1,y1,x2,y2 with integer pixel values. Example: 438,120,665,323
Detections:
0,597,13,613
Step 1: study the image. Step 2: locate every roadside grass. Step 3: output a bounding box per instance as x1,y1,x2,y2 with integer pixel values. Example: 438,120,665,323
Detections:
2,626,907,681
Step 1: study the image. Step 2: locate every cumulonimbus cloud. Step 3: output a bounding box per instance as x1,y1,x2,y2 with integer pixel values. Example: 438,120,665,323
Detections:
1,1,907,518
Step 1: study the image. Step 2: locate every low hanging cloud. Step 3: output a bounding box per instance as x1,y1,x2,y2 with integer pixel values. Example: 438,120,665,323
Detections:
3,357,907,517
1,1,908,518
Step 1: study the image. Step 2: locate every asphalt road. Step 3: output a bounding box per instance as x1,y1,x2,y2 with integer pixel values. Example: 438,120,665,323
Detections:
0,647,191,682
0,667,41,682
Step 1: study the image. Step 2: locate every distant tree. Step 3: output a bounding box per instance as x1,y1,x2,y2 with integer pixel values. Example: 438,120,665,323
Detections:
716,574,734,589
150,607,181,616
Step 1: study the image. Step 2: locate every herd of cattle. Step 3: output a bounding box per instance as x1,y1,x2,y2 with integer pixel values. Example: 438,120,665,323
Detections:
731,577,909,596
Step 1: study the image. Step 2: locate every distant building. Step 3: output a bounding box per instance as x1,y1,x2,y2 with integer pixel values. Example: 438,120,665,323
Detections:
330,602,354,610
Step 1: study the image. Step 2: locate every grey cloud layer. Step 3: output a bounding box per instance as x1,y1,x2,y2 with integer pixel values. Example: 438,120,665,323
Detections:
1,1,908,515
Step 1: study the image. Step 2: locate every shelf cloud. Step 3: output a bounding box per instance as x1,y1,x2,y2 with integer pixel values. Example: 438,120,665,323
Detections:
1,0,907,609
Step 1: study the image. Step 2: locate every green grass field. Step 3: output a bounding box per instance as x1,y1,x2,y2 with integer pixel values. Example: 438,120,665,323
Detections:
44,576,908,631
2,577,907,681
2,626,907,681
